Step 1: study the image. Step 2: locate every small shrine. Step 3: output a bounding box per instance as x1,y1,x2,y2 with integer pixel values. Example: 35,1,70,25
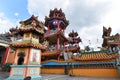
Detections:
7,15,47,80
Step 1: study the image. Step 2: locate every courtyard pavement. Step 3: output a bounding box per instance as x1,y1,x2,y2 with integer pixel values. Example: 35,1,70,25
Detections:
0,71,120,80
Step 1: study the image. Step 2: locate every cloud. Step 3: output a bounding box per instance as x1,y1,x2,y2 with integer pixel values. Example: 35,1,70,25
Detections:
0,12,17,33
101,1,120,35
28,0,110,30
79,0,120,50
79,24,103,50
27,0,120,50
27,0,70,21
14,12,19,16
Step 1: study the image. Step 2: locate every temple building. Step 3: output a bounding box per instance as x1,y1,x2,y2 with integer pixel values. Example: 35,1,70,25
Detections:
42,8,69,61
1,8,120,78
68,30,81,53
7,15,47,80
0,33,11,68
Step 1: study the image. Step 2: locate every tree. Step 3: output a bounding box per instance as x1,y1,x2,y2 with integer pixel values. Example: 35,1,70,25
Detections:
85,46,90,52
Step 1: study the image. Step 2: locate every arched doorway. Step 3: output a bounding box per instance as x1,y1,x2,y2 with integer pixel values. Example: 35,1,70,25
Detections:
17,52,25,65
18,57,24,65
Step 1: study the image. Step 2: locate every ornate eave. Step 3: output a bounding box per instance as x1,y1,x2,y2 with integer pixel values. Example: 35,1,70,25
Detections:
45,17,69,27
68,47,80,52
44,30,68,43
10,42,47,49
107,41,120,45
20,15,40,25
42,51,58,56
19,27,44,34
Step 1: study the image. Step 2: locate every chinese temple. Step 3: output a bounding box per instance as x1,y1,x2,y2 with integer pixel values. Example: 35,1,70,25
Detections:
2,8,120,78
7,15,47,80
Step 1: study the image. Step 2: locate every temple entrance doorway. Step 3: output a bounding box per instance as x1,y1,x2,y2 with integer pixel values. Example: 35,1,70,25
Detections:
17,57,24,65
17,52,25,65
0,56,2,66
0,46,6,67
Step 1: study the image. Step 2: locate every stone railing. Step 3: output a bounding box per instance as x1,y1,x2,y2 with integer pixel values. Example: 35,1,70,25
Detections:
48,45,57,51
45,29,58,35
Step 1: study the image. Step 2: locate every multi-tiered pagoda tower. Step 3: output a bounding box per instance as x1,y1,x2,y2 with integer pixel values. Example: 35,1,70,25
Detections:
68,30,82,53
42,8,69,61
7,15,46,80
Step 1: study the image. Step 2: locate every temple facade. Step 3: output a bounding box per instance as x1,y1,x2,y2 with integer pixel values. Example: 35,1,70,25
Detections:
1,8,120,78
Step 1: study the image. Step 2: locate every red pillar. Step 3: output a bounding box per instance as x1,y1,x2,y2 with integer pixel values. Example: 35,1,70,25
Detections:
63,29,65,35
57,20,60,31
57,20,60,51
46,24,50,52
57,54,60,61
57,37,60,51
48,23,50,34
25,47,31,77
2,47,9,67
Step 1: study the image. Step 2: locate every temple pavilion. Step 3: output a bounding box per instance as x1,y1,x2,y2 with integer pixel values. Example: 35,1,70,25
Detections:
7,15,47,80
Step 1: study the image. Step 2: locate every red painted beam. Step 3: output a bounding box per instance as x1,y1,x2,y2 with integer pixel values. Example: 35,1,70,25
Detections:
2,47,9,67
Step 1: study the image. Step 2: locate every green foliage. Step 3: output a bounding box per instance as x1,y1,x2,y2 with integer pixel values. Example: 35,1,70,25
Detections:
2,63,12,72
85,46,90,51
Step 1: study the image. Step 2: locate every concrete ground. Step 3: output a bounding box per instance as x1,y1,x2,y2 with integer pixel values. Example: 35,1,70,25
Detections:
41,74,120,80
0,71,120,80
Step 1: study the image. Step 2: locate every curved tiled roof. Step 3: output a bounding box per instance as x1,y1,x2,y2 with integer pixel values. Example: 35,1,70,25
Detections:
72,51,119,61
10,42,47,49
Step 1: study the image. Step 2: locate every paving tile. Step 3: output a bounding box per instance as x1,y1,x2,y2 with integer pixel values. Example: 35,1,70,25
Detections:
0,71,120,80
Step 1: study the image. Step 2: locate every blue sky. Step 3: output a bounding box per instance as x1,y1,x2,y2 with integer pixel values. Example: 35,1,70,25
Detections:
0,0,30,21
0,0,120,50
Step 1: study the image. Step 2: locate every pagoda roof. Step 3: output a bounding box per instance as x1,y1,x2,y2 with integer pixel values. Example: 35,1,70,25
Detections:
107,33,120,45
20,15,40,25
10,41,47,49
68,37,82,44
68,30,82,44
72,51,118,61
18,15,45,34
69,30,78,37
9,29,19,36
45,8,69,28
0,33,11,42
